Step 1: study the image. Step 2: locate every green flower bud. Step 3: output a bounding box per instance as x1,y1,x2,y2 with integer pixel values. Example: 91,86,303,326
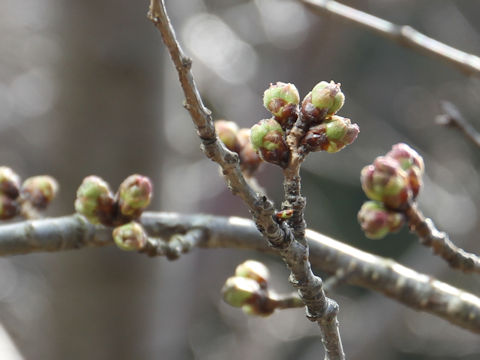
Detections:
222,276,261,308
235,260,270,289
263,82,299,130
0,167,21,199
0,195,19,220
75,176,115,225
236,128,262,176
20,176,58,209
386,143,424,198
215,120,239,151
117,175,153,218
300,116,359,154
113,221,148,251
311,81,344,115
250,119,290,168
358,201,405,239
361,156,412,210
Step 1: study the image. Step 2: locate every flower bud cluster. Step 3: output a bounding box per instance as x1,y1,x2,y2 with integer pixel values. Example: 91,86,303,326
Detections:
0,167,58,220
359,143,424,239
214,120,262,176
75,174,152,226
222,260,275,316
250,81,359,168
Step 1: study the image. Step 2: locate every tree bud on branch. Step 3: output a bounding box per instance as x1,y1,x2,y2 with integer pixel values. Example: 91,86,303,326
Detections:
236,128,262,176
358,201,404,239
311,81,345,116
117,175,153,218
75,176,115,225
0,195,20,220
21,176,58,209
250,119,290,168
263,82,300,130
113,221,148,251
386,143,424,198
0,166,21,199
235,260,270,289
214,120,239,152
222,276,261,308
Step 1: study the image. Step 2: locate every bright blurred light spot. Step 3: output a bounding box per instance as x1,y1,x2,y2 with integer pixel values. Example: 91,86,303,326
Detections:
0,324,23,360
255,0,309,49
182,13,258,84
10,68,57,118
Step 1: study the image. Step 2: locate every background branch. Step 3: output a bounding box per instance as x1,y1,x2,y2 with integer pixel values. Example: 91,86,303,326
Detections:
1,213,480,335
436,101,480,148
300,0,480,76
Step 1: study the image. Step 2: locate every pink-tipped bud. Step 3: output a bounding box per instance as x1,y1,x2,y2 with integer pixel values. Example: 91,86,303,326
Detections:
75,176,115,225
358,201,404,239
113,221,148,251
300,115,359,154
250,119,290,168
311,81,345,115
386,143,424,198
117,175,153,218
361,156,412,210
215,120,239,151
236,128,262,176
21,176,58,209
263,82,300,130
0,167,21,199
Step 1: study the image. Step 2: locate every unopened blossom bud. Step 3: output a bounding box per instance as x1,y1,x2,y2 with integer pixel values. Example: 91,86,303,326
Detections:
222,276,261,308
301,92,327,125
300,116,359,153
0,167,21,199
21,176,58,209
235,260,270,289
215,120,239,151
311,81,344,115
241,304,274,317
113,221,148,251
250,119,290,168
358,201,404,239
0,195,19,220
75,176,115,225
386,143,424,198
236,128,262,175
263,82,300,130
361,157,411,210
117,175,153,218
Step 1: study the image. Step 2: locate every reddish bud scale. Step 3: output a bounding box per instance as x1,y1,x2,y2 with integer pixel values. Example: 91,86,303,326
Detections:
0,167,21,199
270,100,298,130
236,129,262,176
258,132,290,168
300,93,328,125
0,195,20,220
21,176,58,209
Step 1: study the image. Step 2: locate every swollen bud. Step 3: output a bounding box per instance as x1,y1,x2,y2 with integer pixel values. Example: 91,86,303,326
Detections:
21,176,58,209
215,120,239,151
358,201,404,239
236,128,262,176
117,175,153,218
386,143,424,198
361,157,412,210
113,221,148,251
0,195,19,220
263,82,300,130
222,276,261,308
235,260,270,289
75,176,115,225
311,81,344,115
250,119,290,168
0,167,21,199
300,116,359,153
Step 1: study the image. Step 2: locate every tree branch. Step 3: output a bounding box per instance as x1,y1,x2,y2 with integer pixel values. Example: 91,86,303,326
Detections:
1,213,480,334
436,101,480,148
405,203,480,274
300,0,480,76
147,1,344,357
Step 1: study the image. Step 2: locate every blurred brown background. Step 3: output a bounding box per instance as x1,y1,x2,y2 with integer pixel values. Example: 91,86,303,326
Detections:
0,0,480,359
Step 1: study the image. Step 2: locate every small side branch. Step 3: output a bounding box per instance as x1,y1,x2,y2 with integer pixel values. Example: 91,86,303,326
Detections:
300,0,480,76
436,101,480,148
405,203,480,274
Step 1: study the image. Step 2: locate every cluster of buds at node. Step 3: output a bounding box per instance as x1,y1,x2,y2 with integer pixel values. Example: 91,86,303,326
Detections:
357,201,405,239
222,260,275,316
250,81,359,168
0,167,58,220
75,174,153,227
359,143,424,239
215,120,262,176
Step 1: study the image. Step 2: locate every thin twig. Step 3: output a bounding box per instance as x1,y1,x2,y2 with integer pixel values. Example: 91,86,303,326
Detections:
300,0,480,77
148,1,344,357
1,213,480,334
436,101,480,148
405,203,480,274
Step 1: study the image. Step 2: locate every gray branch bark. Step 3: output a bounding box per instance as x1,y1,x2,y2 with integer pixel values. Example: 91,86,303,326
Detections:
1,212,480,335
